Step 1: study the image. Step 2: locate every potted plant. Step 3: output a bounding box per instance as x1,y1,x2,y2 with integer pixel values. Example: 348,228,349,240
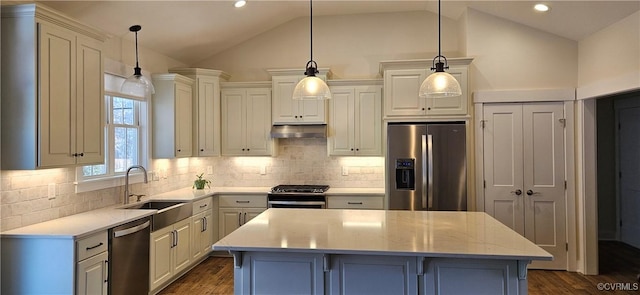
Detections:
193,173,211,190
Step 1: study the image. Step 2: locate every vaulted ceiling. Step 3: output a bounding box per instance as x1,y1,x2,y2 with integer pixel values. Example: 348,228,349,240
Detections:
27,0,640,65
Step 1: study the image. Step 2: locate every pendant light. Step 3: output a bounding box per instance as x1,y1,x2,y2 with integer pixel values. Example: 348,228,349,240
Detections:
292,0,331,100
419,0,461,98
121,25,155,96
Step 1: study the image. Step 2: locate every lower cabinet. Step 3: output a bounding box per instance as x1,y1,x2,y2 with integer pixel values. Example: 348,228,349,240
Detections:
76,231,109,295
326,195,384,210
191,197,214,262
328,255,418,295
150,218,192,291
218,194,267,240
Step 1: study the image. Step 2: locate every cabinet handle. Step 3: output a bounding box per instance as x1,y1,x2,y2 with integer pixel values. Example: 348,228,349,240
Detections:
247,148,250,151
86,242,103,251
350,148,354,151
347,202,363,205
238,212,242,226
421,107,425,111
203,216,208,232
242,148,245,151
177,149,182,152
175,230,179,247
200,148,204,152
355,148,359,151
427,107,431,110
104,259,109,283
78,152,84,157
244,212,247,224
295,115,298,118
200,204,208,208
236,200,250,204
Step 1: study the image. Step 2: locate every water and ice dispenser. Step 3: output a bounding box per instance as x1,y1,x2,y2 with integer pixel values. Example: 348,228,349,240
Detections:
395,158,415,190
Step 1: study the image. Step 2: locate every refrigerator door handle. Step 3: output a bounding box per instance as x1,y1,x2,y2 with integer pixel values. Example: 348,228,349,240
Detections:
427,134,434,210
421,135,428,209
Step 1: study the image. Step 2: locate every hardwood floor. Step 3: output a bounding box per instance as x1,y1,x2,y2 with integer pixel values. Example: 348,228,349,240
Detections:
159,241,640,294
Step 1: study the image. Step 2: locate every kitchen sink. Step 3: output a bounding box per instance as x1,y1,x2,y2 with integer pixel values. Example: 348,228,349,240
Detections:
122,201,192,231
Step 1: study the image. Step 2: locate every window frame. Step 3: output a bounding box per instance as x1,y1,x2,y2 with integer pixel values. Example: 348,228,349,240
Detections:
75,90,151,193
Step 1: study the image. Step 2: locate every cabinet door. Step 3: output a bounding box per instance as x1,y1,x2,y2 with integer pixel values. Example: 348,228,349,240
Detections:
328,87,355,155
175,82,193,157
238,252,325,295
219,207,242,240
75,35,104,165
150,226,173,290
424,66,468,116
173,218,192,274
191,213,205,261
272,76,300,123
39,22,77,167
195,76,220,156
245,89,272,155
243,208,267,224
76,251,108,295
221,89,247,156
328,255,417,295
299,99,326,123
355,86,382,155
202,211,213,256
383,69,427,117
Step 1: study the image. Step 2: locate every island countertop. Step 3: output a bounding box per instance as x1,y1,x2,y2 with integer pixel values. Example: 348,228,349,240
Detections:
213,208,552,261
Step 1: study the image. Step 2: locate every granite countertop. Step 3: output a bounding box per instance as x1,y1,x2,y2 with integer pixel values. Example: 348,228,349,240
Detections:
213,208,553,261
325,187,385,195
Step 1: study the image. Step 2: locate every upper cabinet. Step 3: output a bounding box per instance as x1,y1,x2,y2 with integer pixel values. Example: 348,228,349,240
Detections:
1,4,107,169
379,58,472,119
152,74,195,158
221,82,274,156
169,68,230,157
267,69,330,124
328,80,383,156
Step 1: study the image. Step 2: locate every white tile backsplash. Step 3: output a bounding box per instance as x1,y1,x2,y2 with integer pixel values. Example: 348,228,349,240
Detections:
0,138,384,231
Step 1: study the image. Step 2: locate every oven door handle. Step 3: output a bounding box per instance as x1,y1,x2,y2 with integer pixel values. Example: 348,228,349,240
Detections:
268,201,326,206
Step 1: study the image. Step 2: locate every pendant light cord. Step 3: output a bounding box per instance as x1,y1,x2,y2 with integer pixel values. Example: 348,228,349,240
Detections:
438,0,441,64
135,30,140,69
309,0,313,63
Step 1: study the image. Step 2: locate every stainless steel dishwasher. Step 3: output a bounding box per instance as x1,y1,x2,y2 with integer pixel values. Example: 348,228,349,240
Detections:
109,216,151,295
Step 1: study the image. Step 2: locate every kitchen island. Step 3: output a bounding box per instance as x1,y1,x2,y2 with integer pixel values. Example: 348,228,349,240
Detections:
213,208,552,295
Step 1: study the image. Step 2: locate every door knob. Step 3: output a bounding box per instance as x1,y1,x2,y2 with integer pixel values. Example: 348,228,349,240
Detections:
526,190,535,196
511,189,522,196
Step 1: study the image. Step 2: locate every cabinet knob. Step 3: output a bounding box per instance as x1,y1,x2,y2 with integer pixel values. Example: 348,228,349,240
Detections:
421,108,425,111
79,153,84,157
350,148,354,151
200,149,204,152
177,149,182,152
427,107,431,110
356,148,359,151
242,148,245,151
294,115,298,118
247,148,250,151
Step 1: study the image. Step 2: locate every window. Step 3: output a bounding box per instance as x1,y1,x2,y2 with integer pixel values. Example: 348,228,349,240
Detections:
76,72,149,193
82,95,141,178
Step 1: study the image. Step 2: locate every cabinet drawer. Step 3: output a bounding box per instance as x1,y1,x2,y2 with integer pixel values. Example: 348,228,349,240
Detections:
219,195,267,208
77,231,108,261
193,197,212,215
327,196,384,209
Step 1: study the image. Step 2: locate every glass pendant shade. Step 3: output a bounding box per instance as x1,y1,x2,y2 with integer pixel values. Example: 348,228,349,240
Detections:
121,69,155,97
293,76,332,100
419,71,461,98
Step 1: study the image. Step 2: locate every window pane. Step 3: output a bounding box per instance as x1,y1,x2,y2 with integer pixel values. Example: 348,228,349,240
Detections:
114,127,139,173
113,97,135,125
83,164,106,177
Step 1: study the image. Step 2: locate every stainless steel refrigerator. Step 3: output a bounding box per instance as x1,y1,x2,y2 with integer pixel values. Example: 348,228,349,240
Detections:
387,122,467,211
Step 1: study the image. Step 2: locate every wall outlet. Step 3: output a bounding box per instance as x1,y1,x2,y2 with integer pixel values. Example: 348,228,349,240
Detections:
342,166,349,176
260,166,267,175
151,171,160,181
47,183,56,200
207,166,213,175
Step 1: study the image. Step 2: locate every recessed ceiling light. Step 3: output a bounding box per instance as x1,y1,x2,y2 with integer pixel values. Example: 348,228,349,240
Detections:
234,0,246,8
534,3,550,12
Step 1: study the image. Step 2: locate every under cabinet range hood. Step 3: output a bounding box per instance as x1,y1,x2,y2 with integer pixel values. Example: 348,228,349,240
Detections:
270,124,327,138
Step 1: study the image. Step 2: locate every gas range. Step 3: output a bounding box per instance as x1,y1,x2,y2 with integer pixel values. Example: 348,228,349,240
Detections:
270,184,330,194
267,185,330,209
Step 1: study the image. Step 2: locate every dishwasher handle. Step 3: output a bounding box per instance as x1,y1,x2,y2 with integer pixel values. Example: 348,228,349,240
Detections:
113,220,150,238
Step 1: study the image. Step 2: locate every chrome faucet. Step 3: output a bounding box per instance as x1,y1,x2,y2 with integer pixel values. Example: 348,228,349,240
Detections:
124,165,148,204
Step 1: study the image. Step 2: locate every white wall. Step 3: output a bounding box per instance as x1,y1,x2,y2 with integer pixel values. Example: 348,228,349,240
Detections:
197,11,460,81
577,11,640,99
463,8,578,91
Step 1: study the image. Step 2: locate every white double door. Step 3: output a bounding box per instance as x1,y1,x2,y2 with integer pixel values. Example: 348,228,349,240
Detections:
482,102,567,270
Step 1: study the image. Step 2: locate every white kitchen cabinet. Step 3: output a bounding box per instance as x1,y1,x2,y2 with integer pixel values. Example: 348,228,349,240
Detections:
169,68,230,157
218,195,267,240
380,59,471,119
326,195,384,210
221,85,273,156
328,82,382,156
152,74,194,158
76,251,108,295
267,69,331,124
1,4,106,169
150,218,192,291
481,102,567,270
191,197,213,263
